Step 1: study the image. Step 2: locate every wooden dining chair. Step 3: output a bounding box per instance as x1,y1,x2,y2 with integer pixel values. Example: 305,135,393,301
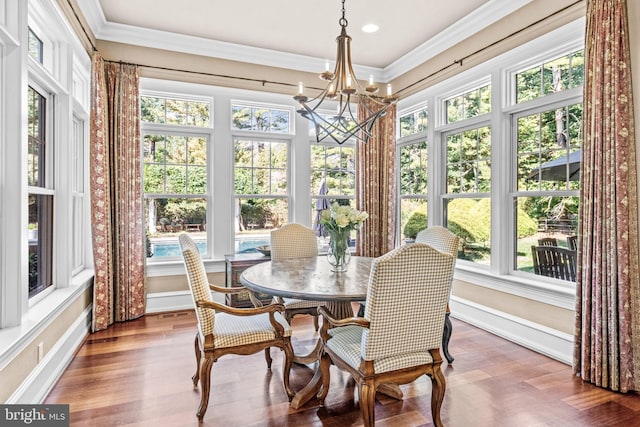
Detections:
538,237,558,246
531,244,577,281
317,243,455,427
178,234,294,420
270,223,325,330
415,226,460,363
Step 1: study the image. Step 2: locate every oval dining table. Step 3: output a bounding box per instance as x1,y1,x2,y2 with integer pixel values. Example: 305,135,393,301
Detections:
240,255,403,409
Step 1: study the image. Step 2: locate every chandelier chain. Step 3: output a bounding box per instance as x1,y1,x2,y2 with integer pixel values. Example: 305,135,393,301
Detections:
340,0,348,28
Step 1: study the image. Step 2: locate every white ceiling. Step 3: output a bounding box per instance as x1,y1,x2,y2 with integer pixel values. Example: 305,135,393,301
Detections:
78,0,535,79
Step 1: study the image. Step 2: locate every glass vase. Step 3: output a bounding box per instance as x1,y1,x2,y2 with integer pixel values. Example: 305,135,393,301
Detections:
327,228,351,272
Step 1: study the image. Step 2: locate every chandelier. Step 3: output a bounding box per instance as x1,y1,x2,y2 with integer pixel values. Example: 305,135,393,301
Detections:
293,0,397,145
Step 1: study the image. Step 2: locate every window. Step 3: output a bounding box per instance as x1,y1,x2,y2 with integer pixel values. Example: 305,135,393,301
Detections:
310,142,356,239
27,85,54,298
28,27,43,64
515,50,584,103
445,84,491,123
141,94,211,260
71,116,86,274
399,107,428,138
234,138,289,252
511,50,583,281
397,106,429,242
232,103,291,133
444,126,492,264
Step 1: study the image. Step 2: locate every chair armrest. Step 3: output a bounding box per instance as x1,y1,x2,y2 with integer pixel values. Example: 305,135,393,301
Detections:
197,300,284,316
209,283,248,294
196,300,287,337
318,306,370,341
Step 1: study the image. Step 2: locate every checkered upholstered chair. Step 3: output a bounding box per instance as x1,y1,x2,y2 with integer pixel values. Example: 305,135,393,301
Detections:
270,223,325,330
415,226,460,363
178,234,294,420
317,243,455,427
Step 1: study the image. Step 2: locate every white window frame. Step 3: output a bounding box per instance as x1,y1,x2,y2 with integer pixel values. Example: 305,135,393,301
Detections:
395,18,585,310
140,91,214,263
232,135,292,251
0,0,93,332
396,105,429,246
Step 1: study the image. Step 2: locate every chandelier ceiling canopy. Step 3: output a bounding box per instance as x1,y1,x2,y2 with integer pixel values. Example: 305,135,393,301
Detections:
293,0,397,145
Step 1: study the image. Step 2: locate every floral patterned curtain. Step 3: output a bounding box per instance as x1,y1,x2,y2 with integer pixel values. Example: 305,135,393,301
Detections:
573,0,640,392
90,52,146,332
356,99,397,257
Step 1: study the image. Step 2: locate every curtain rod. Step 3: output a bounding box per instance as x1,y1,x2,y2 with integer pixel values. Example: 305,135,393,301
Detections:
104,60,313,91
72,0,584,96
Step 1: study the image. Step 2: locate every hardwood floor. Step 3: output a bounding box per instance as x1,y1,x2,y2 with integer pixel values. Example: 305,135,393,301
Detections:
45,309,640,426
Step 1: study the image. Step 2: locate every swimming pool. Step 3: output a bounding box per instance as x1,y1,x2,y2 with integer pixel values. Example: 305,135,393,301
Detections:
150,237,269,258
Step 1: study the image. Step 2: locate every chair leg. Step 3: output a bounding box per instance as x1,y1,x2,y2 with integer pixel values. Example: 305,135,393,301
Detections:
317,353,332,406
358,379,376,427
281,343,295,400
264,348,272,369
196,355,214,420
429,368,446,427
442,312,454,364
192,334,201,387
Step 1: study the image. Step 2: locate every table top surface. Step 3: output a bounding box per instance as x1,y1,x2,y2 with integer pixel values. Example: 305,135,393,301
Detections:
240,256,373,302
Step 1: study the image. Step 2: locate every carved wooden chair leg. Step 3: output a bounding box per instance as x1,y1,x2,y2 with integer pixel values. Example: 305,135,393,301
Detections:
264,348,273,369
442,312,454,363
317,353,332,405
196,355,214,420
430,367,446,427
282,343,295,400
358,379,376,427
192,334,201,386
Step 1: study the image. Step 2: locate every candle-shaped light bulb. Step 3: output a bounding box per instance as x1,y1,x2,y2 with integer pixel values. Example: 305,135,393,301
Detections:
298,82,304,95
369,75,374,86
386,84,393,97
346,75,352,88
325,61,330,72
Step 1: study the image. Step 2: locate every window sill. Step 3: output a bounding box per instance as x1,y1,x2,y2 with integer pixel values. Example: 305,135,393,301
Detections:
454,264,576,310
0,269,94,370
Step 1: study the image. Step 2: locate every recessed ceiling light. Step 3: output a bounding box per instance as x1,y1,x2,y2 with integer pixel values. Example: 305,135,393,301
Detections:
361,23,379,33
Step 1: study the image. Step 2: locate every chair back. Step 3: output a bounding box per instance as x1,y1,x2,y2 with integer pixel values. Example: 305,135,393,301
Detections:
567,235,578,251
415,226,460,259
361,243,455,360
538,237,558,246
179,234,214,336
531,245,577,281
271,223,318,260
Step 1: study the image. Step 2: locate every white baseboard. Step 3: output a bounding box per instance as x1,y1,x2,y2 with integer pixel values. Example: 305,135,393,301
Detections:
449,296,574,365
7,306,92,404
145,290,195,313
145,290,224,313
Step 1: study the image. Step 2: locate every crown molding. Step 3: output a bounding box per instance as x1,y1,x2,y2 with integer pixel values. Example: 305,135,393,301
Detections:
79,0,107,35
382,0,535,81
78,0,534,83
